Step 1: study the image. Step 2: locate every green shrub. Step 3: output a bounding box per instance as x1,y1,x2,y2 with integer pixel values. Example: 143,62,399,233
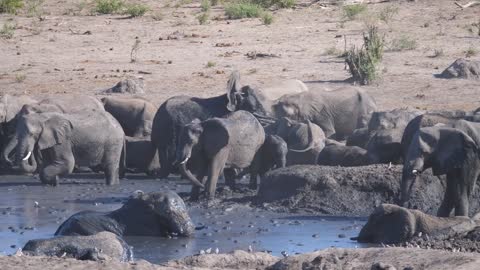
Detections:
123,3,148,17
388,35,417,51
225,2,262,19
95,0,123,14
251,0,294,8
345,26,384,85
206,61,216,68
343,4,367,20
197,11,209,24
200,0,210,11
261,11,273,25
0,22,15,39
0,0,23,13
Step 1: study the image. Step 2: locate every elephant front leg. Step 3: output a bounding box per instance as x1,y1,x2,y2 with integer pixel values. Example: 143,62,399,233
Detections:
206,150,228,200
223,168,237,190
39,147,75,186
437,172,457,217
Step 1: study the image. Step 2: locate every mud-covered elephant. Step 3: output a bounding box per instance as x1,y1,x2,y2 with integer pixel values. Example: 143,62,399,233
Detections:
174,111,265,200
265,117,325,165
353,204,478,244
2,94,104,169
272,86,377,140
401,120,480,217
125,136,160,176
317,140,371,167
16,111,125,185
23,232,132,262
55,191,195,237
101,96,156,137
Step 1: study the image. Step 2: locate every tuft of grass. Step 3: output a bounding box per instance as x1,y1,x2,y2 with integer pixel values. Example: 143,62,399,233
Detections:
130,39,141,62
388,35,417,51
200,0,210,11
206,61,216,68
95,0,123,14
323,46,342,56
0,0,23,13
123,3,148,17
25,0,44,17
430,48,444,58
151,11,163,20
0,22,15,39
197,11,209,24
225,2,262,19
343,4,367,21
345,26,384,85
378,5,398,23
15,74,26,83
261,11,273,25
465,47,478,58
250,0,294,8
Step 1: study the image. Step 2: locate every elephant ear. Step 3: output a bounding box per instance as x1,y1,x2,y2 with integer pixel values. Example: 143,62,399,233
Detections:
431,129,478,175
38,116,73,150
201,119,230,156
226,71,242,112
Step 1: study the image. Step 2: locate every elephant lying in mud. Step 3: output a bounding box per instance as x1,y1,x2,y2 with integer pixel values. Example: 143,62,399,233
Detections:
272,86,377,140
353,204,479,244
265,117,325,165
23,231,132,262
55,191,195,237
16,111,125,186
101,96,156,137
317,140,371,167
174,111,265,200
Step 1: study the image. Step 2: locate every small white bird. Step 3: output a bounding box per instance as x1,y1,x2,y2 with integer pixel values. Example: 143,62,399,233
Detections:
215,248,219,254
281,251,288,257
206,248,212,254
34,201,39,208
248,245,253,252
199,249,205,255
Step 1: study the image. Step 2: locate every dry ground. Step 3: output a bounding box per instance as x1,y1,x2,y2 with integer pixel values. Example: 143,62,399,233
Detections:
0,0,479,110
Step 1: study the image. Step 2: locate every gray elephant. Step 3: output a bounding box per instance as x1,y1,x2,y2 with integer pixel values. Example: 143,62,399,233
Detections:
401,120,480,217
55,191,195,237
125,136,160,176
366,128,405,164
2,94,105,168
317,140,371,167
272,86,377,140
23,231,132,262
346,127,369,148
265,117,325,165
174,111,265,200
16,111,125,185
353,204,478,244
101,96,156,137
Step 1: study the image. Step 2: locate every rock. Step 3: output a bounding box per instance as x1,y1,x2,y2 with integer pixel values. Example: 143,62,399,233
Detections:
438,58,480,80
104,78,145,94
371,262,397,270
167,250,278,269
22,231,132,262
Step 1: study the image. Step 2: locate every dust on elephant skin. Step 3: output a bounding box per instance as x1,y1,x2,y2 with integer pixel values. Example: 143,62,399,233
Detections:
258,165,480,216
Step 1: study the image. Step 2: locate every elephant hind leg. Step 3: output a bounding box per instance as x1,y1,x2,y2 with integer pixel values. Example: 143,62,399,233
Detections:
223,168,237,190
105,166,120,186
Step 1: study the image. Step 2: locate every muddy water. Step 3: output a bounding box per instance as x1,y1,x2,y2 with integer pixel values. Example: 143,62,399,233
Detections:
0,174,367,264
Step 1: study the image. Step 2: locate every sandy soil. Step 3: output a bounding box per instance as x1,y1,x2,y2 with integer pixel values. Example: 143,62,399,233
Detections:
0,0,479,110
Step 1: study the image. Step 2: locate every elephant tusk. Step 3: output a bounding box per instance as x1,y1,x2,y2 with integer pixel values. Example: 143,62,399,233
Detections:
22,151,32,161
412,169,418,175
180,156,190,165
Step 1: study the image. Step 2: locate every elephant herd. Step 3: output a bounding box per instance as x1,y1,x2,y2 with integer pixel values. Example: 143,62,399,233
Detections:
2,71,480,220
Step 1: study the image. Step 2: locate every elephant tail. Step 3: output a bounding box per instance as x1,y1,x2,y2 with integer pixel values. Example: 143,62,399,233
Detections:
120,137,126,179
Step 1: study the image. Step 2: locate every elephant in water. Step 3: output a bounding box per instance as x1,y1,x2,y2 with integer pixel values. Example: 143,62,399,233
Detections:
401,120,480,217
23,232,132,262
272,86,377,140
174,110,265,200
101,96,157,137
151,70,306,178
15,111,125,185
55,191,195,237
353,204,479,244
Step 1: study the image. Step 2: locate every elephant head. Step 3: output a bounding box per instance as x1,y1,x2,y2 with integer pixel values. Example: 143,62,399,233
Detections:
268,117,317,153
400,126,479,204
16,113,73,174
118,191,195,237
352,204,416,244
174,118,230,189
225,71,270,117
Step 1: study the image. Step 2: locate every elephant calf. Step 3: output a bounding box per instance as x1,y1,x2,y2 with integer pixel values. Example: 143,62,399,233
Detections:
353,204,478,244
317,141,371,167
125,136,160,176
55,191,195,237
23,231,132,262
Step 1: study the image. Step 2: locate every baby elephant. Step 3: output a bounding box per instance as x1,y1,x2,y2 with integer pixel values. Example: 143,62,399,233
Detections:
317,140,371,167
125,136,160,176
352,204,478,244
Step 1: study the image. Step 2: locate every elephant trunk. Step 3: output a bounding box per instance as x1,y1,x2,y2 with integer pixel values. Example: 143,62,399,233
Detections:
162,208,195,237
16,138,37,173
289,120,316,153
400,158,424,205
179,163,204,188
2,135,18,166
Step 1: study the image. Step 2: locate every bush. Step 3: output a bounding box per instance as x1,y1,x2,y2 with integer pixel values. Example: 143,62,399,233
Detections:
0,22,15,39
200,0,210,11
343,4,367,20
123,3,148,17
261,11,273,25
252,0,294,8
225,2,262,19
197,12,209,24
95,0,123,14
378,5,398,23
0,0,23,13
206,61,216,68
388,35,417,51
345,26,384,85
